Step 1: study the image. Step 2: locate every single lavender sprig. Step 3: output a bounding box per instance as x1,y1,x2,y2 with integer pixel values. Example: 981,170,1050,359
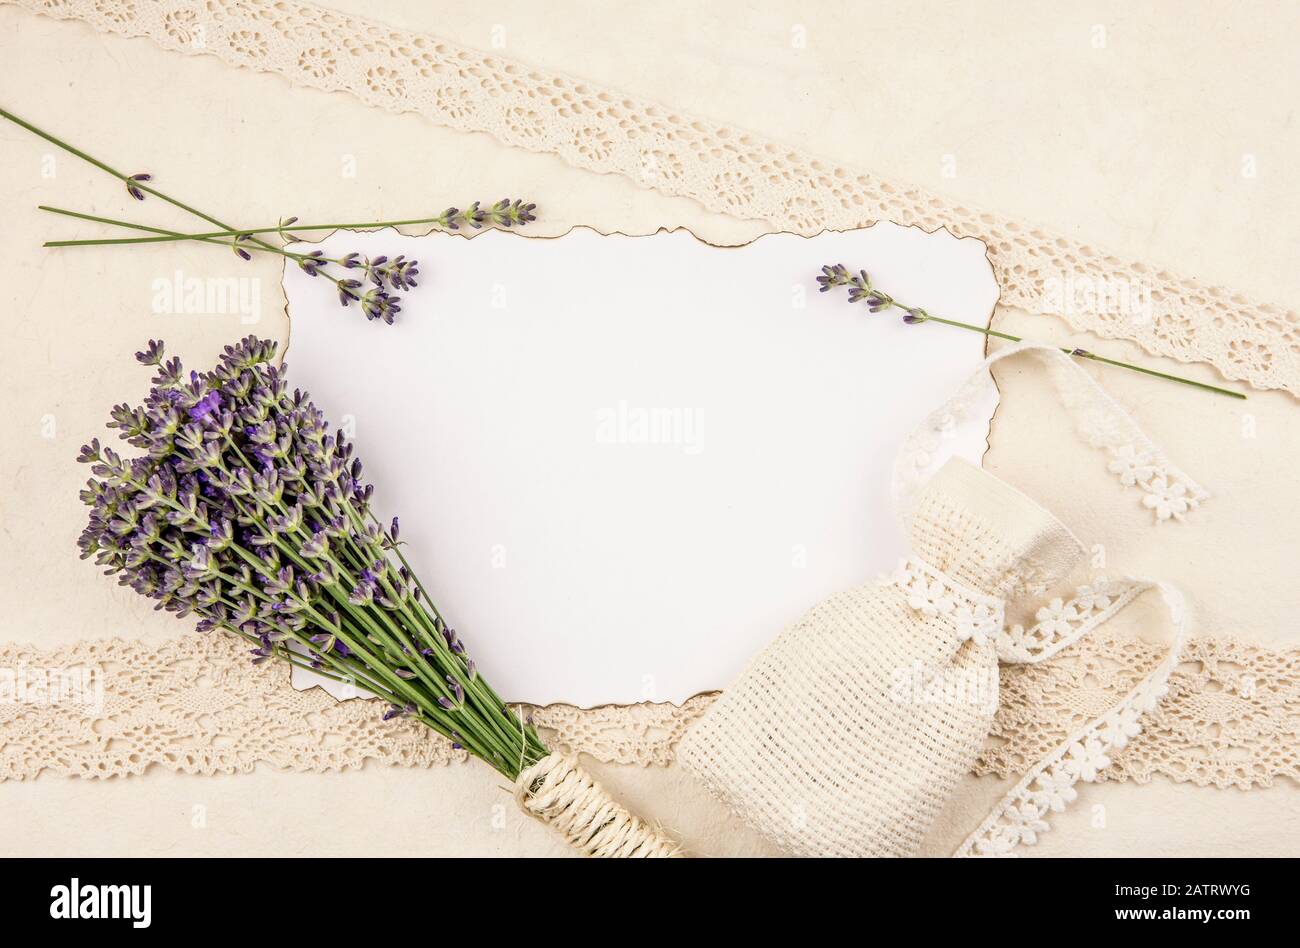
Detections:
1,104,287,260
78,337,550,778
817,264,1245,399
39,205,419,325
39,202,536,324
40,199,539,248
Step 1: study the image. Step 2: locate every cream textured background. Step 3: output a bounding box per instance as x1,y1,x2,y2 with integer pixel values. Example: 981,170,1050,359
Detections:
1,1,1297,856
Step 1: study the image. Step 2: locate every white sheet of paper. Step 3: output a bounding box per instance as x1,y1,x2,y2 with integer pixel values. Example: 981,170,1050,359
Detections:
283,224,998,706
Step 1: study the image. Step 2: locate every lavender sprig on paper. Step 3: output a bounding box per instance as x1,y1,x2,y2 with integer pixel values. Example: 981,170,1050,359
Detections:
78,337,550,778
297,248,421,325
38,200,537,326
817,264,1244,399
235,199,537,323
0,105,538,327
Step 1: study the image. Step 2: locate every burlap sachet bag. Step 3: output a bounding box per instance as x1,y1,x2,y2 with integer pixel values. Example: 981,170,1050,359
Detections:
679,343,1198,857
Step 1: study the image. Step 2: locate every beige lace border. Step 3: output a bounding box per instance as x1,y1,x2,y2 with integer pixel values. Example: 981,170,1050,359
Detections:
8,0,1300,396
1,630,1296,789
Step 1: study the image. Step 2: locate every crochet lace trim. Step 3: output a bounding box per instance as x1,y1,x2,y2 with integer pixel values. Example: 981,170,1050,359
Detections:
1,627,1294,790
9,0,1299,396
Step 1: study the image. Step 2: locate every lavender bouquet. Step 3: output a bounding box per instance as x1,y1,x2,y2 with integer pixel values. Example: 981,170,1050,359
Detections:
78,336,678,858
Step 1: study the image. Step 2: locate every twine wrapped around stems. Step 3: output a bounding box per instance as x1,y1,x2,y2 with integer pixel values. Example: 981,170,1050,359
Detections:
515,753,682,857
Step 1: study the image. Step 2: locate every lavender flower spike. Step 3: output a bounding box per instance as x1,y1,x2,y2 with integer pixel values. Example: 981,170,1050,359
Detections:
817,263,1245,399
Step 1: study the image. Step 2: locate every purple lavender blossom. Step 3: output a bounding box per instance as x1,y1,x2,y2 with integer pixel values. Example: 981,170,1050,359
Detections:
125,172,151,202
293,198,535,325
298,249,326,277
188,390,222,422
382,702,417,721
818,264,895,314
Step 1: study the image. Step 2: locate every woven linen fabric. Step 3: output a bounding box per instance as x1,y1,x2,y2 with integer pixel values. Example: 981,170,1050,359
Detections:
678,459,1085,857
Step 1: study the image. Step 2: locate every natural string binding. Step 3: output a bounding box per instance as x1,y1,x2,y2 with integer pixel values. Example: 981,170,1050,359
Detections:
514,753,682,858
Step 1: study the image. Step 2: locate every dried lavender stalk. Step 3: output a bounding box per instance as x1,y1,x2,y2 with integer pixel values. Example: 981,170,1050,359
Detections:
817,264,1244,399
44,199,539,247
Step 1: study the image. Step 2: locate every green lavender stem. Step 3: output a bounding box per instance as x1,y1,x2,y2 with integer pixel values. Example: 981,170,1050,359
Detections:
919,312,1245,399
36,205,405,322
41,206,534,248
0,105,284,258
37,205,376,304
819,264,1246,400
39,205,309,259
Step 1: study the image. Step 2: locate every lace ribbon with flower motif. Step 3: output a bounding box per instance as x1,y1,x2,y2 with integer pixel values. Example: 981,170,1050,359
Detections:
887,551,1189,856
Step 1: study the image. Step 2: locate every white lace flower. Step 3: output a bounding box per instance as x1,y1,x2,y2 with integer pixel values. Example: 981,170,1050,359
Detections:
906,578,955,618
1097,707,1143,750
1061,737,1111,782
1142,475,1191,521
996,622,1035,660
1132,677,1171,713
1034,597,1080,640
1073,579,1116,614
954,602,999,646
1107,444,1158,488
1031,767,1079,813
885,558,915,585
973,825,1020,857
1004,799,1051,845
932,412,957,436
